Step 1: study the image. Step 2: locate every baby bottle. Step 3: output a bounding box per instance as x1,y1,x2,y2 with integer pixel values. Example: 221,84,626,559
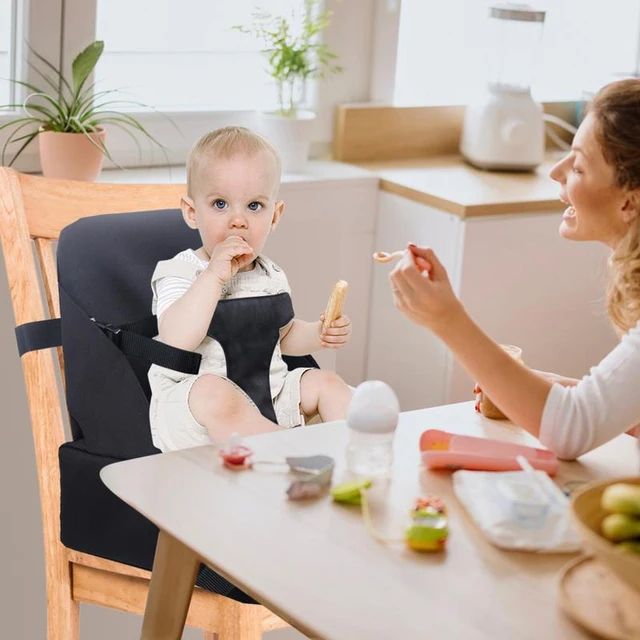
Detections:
346,380,400,477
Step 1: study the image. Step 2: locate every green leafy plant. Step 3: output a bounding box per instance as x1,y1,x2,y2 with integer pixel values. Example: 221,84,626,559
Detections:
0,40,170,167
235,0,343,117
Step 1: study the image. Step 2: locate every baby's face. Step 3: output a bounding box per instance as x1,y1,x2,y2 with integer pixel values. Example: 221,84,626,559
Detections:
185,149,283,261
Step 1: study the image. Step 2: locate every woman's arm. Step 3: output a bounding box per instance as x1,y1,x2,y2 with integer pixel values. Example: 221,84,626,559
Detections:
389,245,551,435
432,310,552,436
531,370,579,387
538,325,640,457
527,371,638,440
389,244,640,459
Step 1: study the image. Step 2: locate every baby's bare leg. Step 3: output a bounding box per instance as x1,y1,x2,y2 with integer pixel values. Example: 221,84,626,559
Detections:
189,374,278,441
300,369,352,423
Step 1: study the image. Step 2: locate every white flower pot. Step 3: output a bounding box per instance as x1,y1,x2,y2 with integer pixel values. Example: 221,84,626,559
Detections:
257,110,316,174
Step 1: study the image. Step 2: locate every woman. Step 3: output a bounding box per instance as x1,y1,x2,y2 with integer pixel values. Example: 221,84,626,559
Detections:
389,79,640,459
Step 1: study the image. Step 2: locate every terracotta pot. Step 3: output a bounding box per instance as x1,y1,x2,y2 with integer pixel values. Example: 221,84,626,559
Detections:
38,128,106,181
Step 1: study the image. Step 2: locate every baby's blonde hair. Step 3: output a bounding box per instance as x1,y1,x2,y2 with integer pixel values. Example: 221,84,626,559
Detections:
186,126,282,198
587,79,640,334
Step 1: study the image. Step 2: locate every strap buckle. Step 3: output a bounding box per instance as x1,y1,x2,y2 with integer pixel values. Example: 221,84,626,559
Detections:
90,317,122,346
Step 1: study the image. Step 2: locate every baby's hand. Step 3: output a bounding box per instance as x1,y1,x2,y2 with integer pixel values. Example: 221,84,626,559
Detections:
206,236,254,286
319,313,352,349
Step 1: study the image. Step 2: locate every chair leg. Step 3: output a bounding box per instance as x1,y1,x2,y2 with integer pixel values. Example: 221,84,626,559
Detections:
47,556,80,639
214,599,263,639
141,530,201,640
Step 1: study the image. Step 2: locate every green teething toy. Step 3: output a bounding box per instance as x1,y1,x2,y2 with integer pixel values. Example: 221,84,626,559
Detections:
331,478,372,505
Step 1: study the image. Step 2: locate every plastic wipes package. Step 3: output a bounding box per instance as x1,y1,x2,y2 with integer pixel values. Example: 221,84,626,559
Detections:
452,469,581,553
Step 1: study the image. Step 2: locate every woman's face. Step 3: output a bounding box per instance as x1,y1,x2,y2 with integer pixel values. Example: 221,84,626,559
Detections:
549,113,635,248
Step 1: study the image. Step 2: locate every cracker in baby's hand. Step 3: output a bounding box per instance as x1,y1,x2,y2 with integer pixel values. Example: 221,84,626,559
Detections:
323,280,348,331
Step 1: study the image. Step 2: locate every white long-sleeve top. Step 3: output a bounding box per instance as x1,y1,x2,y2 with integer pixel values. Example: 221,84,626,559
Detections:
539,320,640,459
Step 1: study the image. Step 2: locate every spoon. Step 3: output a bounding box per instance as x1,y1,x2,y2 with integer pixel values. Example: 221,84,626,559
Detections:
372,250,405,263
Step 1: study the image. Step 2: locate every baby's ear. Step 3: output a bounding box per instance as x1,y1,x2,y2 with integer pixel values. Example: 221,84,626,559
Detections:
181,196,197,229
271,200,285,229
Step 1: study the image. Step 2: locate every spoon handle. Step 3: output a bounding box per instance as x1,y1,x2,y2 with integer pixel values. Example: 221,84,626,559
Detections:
373,250,405,263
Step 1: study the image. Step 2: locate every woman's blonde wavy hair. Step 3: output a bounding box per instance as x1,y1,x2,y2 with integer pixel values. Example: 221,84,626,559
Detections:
587,79,640,334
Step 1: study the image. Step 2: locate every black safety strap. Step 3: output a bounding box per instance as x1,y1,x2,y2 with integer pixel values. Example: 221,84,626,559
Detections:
90,316,201,374
15,316,201,375
15,318,62,357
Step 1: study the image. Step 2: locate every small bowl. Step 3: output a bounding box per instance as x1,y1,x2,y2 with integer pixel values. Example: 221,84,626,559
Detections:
570,476,640,592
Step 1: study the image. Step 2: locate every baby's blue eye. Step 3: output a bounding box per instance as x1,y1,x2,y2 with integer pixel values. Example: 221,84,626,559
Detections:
248,202,262,212
213,199,227,210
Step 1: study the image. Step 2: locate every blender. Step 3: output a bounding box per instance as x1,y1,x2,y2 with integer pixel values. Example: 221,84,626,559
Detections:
460,3,546,171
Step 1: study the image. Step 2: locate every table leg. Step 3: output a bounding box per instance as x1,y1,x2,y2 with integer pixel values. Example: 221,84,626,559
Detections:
141,529,201,640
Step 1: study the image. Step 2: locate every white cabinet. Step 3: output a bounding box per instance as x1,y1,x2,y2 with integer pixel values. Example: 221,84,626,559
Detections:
366,191,617,411
270,177,378,384
367,192,462,409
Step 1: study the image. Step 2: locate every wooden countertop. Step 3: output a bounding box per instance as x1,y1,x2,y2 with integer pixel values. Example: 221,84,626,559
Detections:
358,154,565,218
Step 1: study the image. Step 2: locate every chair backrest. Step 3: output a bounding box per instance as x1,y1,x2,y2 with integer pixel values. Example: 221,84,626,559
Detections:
0,167,185,577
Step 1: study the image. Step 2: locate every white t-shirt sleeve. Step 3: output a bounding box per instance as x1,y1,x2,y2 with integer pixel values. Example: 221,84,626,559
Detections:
153,276,192,319
539,321,640,459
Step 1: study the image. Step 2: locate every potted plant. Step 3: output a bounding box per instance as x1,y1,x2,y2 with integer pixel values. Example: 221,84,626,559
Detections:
235,0,343,173
0,40,167,181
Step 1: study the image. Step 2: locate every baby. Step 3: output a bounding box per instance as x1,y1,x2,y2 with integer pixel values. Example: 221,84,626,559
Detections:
148,126,353,451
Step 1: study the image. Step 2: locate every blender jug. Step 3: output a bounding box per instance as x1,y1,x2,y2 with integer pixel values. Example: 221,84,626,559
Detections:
488,3,545,93
461,3,547,171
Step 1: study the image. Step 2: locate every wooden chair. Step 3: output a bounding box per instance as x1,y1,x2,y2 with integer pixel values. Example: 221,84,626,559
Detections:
0,167,287,639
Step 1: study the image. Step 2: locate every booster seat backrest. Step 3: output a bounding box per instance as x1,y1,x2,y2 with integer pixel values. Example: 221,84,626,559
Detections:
57,209,200,456
57,209,199,326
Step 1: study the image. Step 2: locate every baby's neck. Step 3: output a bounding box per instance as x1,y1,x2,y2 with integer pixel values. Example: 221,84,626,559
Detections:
194,247,209,262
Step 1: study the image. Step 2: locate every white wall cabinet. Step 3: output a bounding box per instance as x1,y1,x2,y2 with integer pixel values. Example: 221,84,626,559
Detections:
269,177,379,384
366,191,617,411
367,191,463,409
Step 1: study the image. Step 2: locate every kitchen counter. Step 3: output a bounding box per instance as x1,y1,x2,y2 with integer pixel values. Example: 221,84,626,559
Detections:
358,153,566,217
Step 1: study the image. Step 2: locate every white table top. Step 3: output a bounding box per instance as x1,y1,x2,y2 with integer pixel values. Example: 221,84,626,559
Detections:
101,402,638,640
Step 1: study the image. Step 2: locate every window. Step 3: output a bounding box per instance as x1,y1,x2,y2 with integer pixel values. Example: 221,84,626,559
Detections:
0,0,62,171
393,0,640,106
0,0,15,105
95,0,306,111
2,0,370,170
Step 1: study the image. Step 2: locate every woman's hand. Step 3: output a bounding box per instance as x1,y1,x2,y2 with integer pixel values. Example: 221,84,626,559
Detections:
389,244,464,332
319,314,352,349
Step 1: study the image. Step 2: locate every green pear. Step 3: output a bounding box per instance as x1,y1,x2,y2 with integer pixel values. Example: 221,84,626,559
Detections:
601,483,640,516
601,513,640,542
